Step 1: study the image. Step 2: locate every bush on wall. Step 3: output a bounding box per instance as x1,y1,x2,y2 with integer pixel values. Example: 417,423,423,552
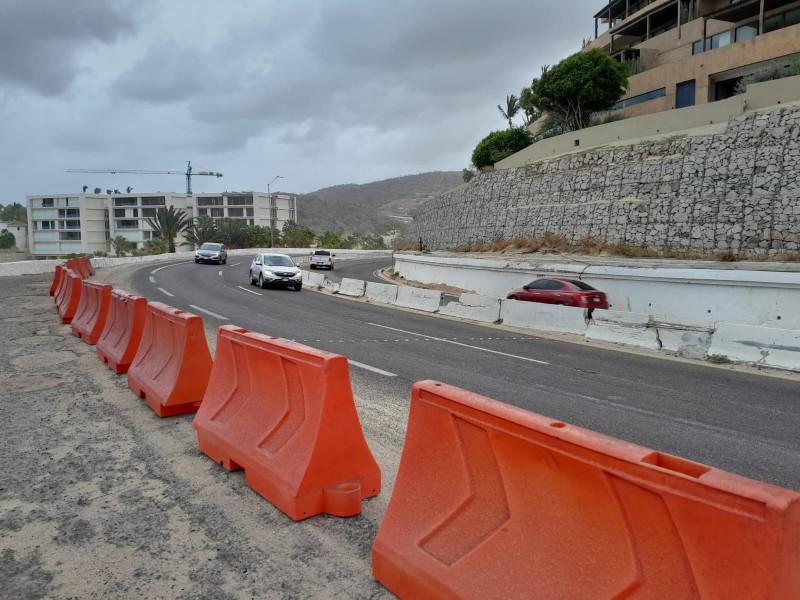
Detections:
471,127,534,170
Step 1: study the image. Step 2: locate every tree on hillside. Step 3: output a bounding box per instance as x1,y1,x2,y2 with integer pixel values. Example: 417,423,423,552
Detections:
317,228,351,249
497,94,520,129
183,216,223,249
471,127,534,170
241,225,274,248
0,202,27,222
530,49,628,132
145,206,190,253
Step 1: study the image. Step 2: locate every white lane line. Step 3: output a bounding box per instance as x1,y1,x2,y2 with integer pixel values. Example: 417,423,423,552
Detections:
231,262,242,267
157,287,174,297
237,285,262,296
369,323,549,365
218,270,223,277
151,262,189,274
149,276,155,283
348,360,397,377
189,304,229,320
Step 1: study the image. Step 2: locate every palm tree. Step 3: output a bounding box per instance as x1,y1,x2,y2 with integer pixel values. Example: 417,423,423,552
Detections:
216,218,246,248
183,216,223,249
497,94,520,128
109,235,132,257
145,206,190,253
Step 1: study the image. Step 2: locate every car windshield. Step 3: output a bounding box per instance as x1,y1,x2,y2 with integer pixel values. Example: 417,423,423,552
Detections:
314,250,330,255
200,243,222,251
264,255,295,267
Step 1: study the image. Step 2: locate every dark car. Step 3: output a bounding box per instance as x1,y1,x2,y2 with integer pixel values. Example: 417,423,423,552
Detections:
506,277,609,311
195,242,227,265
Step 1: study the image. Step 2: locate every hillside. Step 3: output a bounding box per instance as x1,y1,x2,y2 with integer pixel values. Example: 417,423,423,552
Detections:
296,171,462,234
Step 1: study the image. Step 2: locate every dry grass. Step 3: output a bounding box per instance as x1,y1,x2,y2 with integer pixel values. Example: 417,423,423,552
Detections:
574,236,605,255
470,241,491,252
774,251,800,262
490,238,512,252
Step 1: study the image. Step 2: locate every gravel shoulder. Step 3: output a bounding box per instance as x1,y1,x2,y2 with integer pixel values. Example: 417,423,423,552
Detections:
0,269,402,599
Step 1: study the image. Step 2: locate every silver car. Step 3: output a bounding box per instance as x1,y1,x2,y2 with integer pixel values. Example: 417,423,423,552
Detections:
195,242,227,265
249,253,303,291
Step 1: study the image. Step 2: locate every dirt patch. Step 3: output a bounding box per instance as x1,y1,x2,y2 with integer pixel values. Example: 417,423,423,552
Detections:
379,267,474,296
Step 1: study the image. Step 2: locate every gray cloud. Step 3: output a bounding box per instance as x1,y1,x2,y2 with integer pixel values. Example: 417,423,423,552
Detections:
0,0,135,96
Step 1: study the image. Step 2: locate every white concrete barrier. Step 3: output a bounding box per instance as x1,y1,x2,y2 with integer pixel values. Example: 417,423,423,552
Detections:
395,287,442,313
586,309,661,350
439,294,501,323
657,326,712,359
499,300,588,335
307,272,326,287
323,277,340,293
365,282,399,304
338,278,366,297
708,323,800,370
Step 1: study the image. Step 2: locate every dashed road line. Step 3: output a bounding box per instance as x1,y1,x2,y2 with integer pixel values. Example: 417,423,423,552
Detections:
369,323,549,365
348,360,397,377
188,304,229,320
151,262,187,274
237,285,262,296
149,276,155,283
157,287,174,297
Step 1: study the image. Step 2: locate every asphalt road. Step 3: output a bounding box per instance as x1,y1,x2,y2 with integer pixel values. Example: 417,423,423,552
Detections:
128,257,800,491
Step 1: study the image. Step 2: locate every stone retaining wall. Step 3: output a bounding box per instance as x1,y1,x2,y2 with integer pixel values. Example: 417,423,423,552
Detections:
405,104,800,256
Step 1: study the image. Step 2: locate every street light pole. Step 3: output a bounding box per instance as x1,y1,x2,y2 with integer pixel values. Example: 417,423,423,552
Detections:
267,175,283,248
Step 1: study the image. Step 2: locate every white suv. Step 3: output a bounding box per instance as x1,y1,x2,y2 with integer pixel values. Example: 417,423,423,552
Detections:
309,249,335,270
249,253,303,291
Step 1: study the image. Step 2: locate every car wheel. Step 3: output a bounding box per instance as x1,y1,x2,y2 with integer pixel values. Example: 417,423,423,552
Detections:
329,264,334,270
508,295,518,301
259,274,267,289
310,264,316,269
555,301,565,306
222,258,227,264
195,259,200,263
249,271,256,285
294,283,302,291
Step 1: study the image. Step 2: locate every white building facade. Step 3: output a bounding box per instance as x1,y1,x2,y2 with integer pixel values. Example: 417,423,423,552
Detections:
26,191,298,258
0,220,28,251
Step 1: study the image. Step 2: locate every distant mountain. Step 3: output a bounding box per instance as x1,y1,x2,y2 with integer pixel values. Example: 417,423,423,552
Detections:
296,171,462,235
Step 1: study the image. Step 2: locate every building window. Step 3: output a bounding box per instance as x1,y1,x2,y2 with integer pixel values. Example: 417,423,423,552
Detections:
246,207,254,217
209,208,224,217
42,198,54,207
735,23,758,42
58,209,80,218
59,231,81,241
198,208,207,216
116,220,138,229
226,195,253,206
227,208,244,217
141,208,157,218
786,8,800,27
197,197,223,206
141,196,166,206
114,198,137,207
611,87,666,110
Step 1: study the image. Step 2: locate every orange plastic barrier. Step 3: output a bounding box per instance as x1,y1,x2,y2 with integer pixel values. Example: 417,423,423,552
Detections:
96,290,148,374
193,325,381,520
127,302,213,417
79,255,95,277
372,380,800,600
64,258,87,280
49,264,64,296
53,267,69,305
71,281,112,344
55,269,83,324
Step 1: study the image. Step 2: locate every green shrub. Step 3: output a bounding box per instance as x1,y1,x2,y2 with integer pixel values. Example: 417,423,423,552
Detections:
471,127,534,170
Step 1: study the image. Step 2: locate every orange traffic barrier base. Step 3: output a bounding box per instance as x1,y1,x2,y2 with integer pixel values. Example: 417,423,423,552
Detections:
372,380,800,599
71,281,112,344
55,269,83,324
127,302,212,417
49,264,64,296
193,325,380,520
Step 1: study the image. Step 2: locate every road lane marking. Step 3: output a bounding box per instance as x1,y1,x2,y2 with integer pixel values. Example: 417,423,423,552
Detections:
189,304,229,320
369,323,549,365
149,276,155,283
151,262,188,274
157,287,174,297
237,286,262,296
348,360,397,377
231,262,241,267
219,270,223,276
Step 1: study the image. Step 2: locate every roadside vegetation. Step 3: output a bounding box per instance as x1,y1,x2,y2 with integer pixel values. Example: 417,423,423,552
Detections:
395,233,800,262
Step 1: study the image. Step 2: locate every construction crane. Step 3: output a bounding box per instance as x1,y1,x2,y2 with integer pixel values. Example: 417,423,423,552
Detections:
67,161,222,195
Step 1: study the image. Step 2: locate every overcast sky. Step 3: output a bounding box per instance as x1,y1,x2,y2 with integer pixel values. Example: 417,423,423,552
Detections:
1,0,600,201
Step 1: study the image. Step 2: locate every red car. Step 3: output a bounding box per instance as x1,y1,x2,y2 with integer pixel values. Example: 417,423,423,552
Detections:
506,278,609,310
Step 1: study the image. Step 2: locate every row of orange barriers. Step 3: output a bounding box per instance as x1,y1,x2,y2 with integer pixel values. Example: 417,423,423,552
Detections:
47,261,800,598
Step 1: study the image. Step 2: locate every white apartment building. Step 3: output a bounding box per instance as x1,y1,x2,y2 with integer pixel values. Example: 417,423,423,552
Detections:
26,191,298,258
